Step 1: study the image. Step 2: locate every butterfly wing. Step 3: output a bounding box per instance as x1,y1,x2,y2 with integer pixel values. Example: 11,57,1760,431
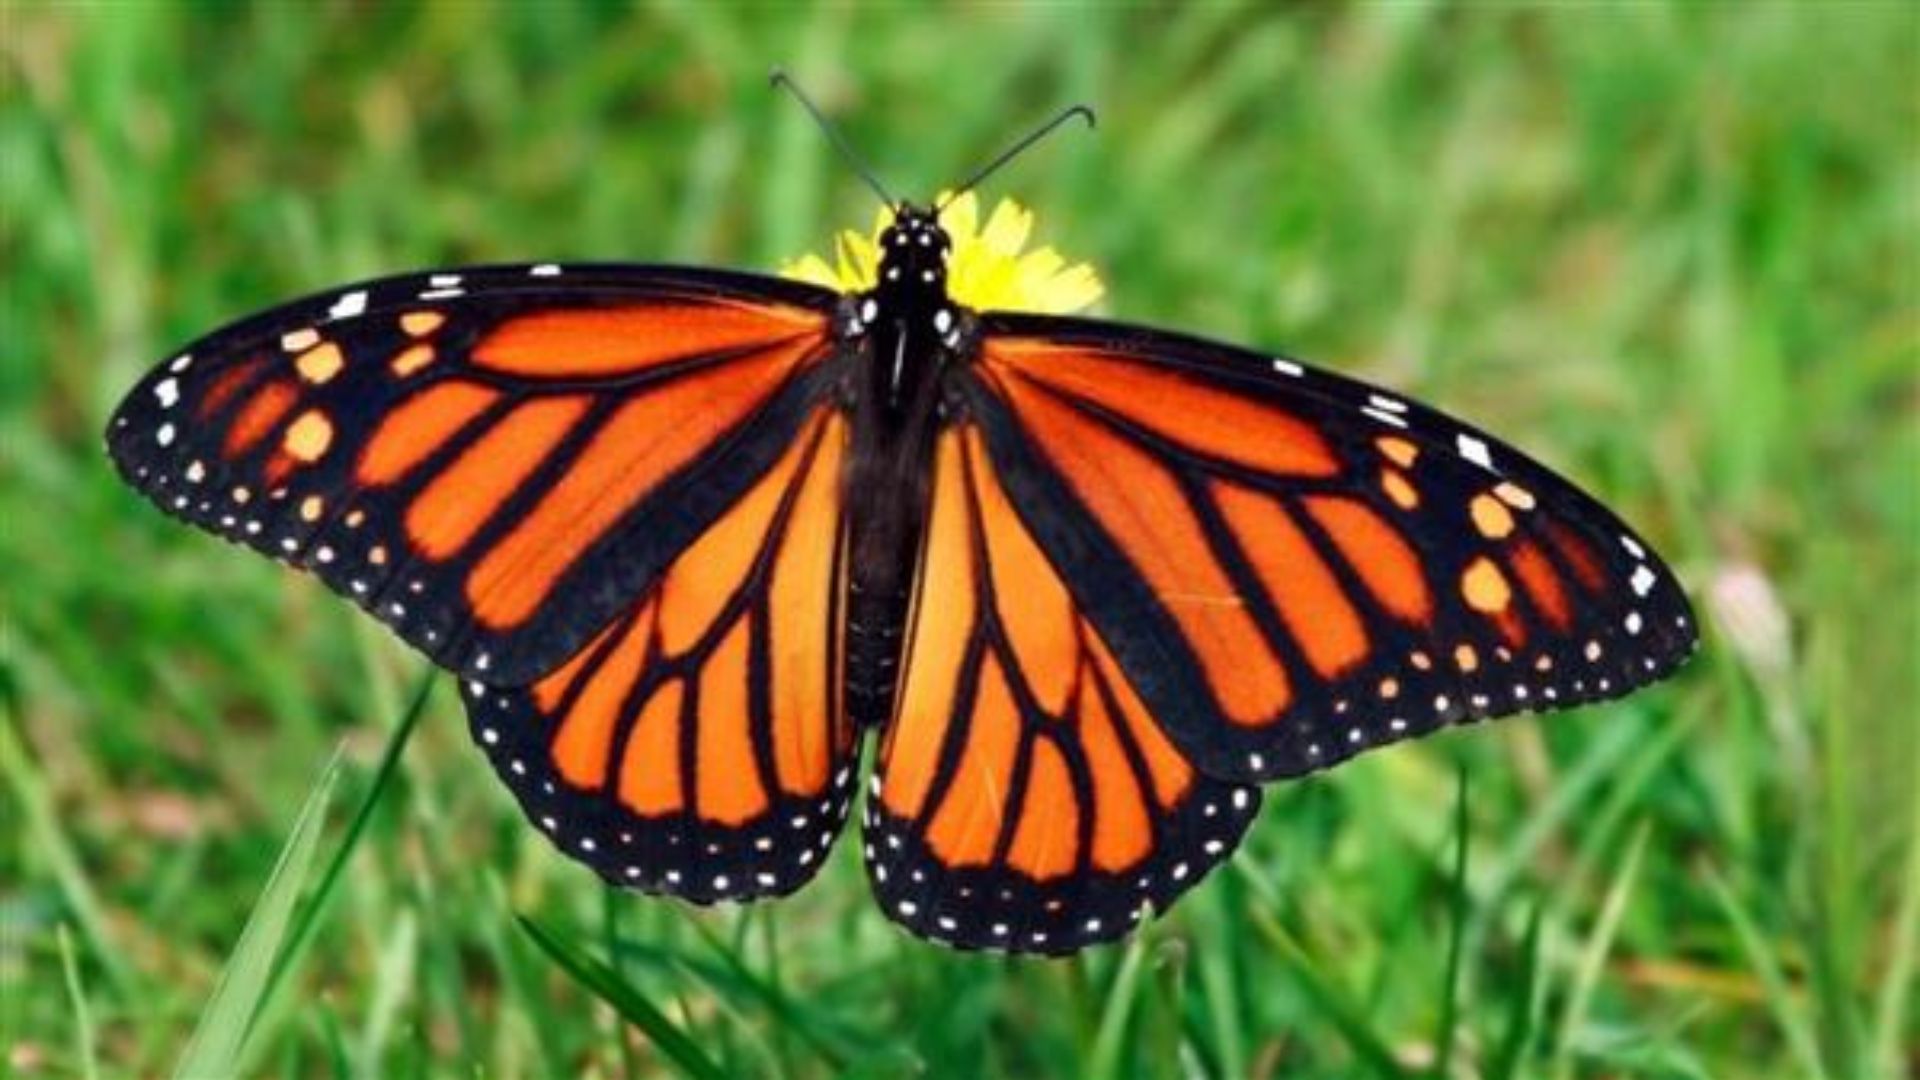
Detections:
463,408,861,901
865,425,1258,953
960,314,1698,784
106,264,844,684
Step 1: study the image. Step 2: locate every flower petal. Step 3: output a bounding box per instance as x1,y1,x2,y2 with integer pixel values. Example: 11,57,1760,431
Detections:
780,254,841,290
981,199,1033,256
938,192,979,246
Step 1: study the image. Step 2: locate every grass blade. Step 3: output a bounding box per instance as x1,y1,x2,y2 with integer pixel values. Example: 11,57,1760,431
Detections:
517,913,728,1080
1089,929,1151,1080
1551,819,1649,1080
257,671,435,1011
56,924,99,1080
173,749,341,1079
0,717,131,992
1432,770,1471,1079
669,909,876,1071
1707,865,1831,1080
1489,903,1544,1080
1871,777,1920,1079
1245,904,1409,1079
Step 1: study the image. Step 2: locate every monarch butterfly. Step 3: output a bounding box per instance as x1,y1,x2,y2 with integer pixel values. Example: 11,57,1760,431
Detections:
106,78,1695,955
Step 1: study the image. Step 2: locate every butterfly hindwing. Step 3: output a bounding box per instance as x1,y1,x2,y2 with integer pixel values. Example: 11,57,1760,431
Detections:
964,315,1698,784
463,408,861,902
866,425,1258,954
106,264,843,684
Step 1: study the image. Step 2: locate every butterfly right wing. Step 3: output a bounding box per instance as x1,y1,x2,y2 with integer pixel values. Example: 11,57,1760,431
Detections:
463,408,862,902
864,425,1258,954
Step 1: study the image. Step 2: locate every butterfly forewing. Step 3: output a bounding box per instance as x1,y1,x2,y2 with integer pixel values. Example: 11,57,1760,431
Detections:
960,314,1697,785
106,264,843,684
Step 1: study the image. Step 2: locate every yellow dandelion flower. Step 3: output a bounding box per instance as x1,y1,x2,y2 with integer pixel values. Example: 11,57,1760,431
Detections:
780,191,1103,315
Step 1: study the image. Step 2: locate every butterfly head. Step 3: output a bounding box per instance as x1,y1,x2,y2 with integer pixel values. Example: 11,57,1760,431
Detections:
876,205,953,293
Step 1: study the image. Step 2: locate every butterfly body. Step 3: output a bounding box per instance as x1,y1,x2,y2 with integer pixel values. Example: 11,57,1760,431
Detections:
109,195,1695,954
840,205,967,731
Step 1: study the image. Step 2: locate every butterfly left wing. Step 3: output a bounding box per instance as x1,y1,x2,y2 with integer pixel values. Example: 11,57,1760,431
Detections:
463,408,862,902
106,264,842,684
865,425,1258,954
959,314,1699,785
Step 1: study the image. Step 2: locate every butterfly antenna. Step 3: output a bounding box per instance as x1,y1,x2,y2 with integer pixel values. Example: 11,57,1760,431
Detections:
769,69,897,210
938,104,1096,211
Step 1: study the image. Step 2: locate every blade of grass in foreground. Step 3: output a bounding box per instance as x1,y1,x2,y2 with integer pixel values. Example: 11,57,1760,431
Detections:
1244,891,1413,1076
257,671,436,1011
1088,923,1152,1080
1431,771,1471,1080
1550,820,1649,1080
177,670,434,1075
1489,904,1545,1080
660,906,887,1071
173,749,341,1079
1708,865,1832,1080
518,913,729,1080
1870,780,1920,1080
57,924,100,1080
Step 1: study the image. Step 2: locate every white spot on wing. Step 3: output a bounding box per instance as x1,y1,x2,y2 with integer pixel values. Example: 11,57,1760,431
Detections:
1457,434,1493,470
530,264,562,277
1630,564,1656,597
328,290,368,320
154,378,180,408
1271,357,1303,377
1362,406,1408,428
1367,393,1408,413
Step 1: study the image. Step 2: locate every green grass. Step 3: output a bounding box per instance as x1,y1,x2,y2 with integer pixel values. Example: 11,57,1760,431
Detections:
4,3,1916,1076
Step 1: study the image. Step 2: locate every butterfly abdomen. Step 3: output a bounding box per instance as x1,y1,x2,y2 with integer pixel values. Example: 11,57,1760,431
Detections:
844,578,910,730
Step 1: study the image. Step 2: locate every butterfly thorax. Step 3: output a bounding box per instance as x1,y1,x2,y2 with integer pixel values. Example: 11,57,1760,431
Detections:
841,204,966,729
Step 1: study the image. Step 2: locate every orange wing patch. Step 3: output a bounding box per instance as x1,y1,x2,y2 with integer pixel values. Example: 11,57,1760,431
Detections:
358,381,501,486
475,301,822,378
407,395,589,560
989,341,1338,477
225,379,299,457
990,371,1294,726
1212,480,1368,678
1303,495,1434,625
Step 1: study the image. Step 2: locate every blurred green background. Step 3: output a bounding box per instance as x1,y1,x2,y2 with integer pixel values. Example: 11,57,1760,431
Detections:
4,3,1916,1077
